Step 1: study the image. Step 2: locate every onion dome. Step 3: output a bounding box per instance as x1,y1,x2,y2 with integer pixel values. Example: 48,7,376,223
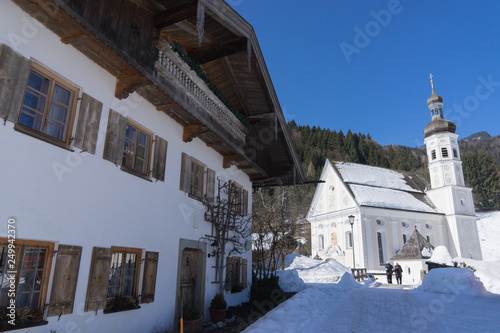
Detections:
424,74,456,138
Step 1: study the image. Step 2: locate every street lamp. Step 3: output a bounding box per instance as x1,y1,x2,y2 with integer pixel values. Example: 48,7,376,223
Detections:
348,215,355,269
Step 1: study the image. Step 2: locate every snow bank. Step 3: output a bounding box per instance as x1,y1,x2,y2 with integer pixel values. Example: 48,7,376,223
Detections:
420,268,488,295
336,272,360,288
277,255,351,292
455,257,500,294
427,245,454,266
477,211,500,260
277,269,306,292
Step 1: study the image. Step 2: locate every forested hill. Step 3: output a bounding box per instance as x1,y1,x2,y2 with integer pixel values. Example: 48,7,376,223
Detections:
287,120,500,208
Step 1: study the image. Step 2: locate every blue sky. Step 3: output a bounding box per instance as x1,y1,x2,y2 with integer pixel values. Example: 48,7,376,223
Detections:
229,0,500,147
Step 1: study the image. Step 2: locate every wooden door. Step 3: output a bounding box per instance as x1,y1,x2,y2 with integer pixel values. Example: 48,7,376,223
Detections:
180,248,198,309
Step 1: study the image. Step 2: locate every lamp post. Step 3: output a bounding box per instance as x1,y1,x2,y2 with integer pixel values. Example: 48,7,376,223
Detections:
348,215,355,269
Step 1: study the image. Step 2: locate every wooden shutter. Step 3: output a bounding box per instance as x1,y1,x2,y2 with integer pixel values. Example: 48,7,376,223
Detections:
85,247,112,312
48,245,82,317
74,93,103,154
241,259,248,289
242,189,249,216
103,109,127,164
205,168,215,201
180,153,192,192
141,251,159,304
224,257,234,291
152,136,168,182
0,44,31,122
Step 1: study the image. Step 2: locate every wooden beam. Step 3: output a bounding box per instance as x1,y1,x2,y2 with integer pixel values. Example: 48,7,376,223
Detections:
206,141,224,147
115,75,147,100
188,38,247,64
183,124,208,142
153,1,198,29
223,155,245,168
156,103,176,111
60,31,86,44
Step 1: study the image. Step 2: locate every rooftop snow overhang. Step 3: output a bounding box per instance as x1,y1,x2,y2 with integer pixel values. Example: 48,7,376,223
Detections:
13,0,304,187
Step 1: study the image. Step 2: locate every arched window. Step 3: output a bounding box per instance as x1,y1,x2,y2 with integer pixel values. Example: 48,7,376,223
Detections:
318,235,324,250
442,147,449,158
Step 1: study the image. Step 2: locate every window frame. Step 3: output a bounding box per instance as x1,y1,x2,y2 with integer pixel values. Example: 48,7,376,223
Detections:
0,239,54,312
189,158,205,200
229,182,244,215
106,246,143,310
15,62,79,149
121,120,153,179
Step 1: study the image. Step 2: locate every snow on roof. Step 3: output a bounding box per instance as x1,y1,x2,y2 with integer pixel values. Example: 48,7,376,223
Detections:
349,184,438,213
334,162,425,193
426,245,454,266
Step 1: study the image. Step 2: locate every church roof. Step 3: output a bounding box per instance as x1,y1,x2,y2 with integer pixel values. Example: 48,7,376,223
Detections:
333,162,441,214
391,229,435,260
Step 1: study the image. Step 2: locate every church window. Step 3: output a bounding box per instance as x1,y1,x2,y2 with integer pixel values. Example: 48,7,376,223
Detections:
377,232,385,265
431,150,436,160
346,231,353,248
401,221,410,229
441,147,449,158
425,223,433,230
427,235,435,246
330,222,337,228
453,149,458,158
376,219,385,227
403,234,407,244
318,235,324,250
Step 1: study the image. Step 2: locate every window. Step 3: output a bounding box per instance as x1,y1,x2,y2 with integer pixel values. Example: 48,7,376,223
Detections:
377,232,385,265
107,247,142,308
441,147,449,158
318,235,325,250
180,153,216,201
0,239,54,312
225,257,247,293
228,182,249,216
16,63,78,147
85,247,158,313
103,110,168,181
403,234,407,244
401,221,410,228
431,150,436,160
453,149,458,158
122,121,152,177
376,219,385,227
346,231,353,248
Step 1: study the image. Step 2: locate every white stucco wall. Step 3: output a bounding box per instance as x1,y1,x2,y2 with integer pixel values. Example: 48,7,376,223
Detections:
0,2,252,332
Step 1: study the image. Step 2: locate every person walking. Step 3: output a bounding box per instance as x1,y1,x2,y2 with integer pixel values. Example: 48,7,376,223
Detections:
394,263,403,284
385,261,393,284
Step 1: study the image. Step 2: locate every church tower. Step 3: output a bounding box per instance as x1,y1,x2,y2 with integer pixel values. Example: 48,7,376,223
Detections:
424,75,482,259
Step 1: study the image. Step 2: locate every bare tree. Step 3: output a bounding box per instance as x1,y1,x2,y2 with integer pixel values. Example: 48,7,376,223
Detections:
204,179,252,294
252,185,313,278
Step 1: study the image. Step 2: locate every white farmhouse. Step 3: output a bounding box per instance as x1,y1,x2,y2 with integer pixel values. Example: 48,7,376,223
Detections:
307,79,482,282
0,0,303,332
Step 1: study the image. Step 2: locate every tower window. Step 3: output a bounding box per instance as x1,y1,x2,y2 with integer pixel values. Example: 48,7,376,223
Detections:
441,147,449,158
453,149,458,158
431,150,436,160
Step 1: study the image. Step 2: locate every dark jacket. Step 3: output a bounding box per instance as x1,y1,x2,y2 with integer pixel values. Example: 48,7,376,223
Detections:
385,263,393,274
394,264,403,277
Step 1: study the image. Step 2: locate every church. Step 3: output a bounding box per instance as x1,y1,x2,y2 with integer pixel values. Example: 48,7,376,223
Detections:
306,78,483,282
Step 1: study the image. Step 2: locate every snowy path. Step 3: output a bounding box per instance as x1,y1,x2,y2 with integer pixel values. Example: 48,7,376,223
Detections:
244,284,500,333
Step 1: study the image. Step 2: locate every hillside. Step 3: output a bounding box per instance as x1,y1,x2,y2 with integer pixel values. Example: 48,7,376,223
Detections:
287,121,500,209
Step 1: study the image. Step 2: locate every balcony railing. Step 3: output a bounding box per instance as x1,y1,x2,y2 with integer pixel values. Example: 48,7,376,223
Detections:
155,41,247,142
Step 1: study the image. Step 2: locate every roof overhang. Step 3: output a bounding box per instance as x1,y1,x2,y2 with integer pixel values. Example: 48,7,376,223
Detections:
12,0,304,187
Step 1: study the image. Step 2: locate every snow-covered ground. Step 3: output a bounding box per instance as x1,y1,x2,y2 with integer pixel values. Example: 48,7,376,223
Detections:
244,212,500,333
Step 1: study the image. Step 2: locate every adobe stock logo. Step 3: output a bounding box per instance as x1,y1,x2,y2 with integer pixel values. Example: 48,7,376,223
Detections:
339,0,409,64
